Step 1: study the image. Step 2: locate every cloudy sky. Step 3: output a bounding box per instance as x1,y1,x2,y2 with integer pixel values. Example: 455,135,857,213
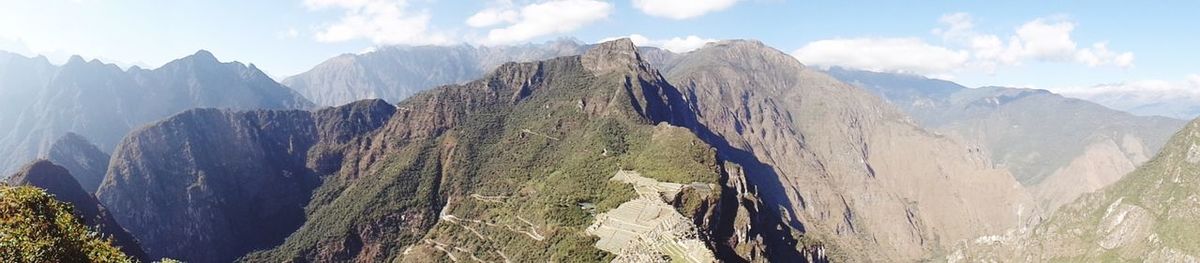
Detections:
0,0,1196,105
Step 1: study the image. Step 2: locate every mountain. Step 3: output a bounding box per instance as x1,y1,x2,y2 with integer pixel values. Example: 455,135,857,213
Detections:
96,39,797,262
96,99,390,262
247,39,797,262
0,50,314,176
0,51,57,159
826,67,1186,210
45,133,111,193
0,185,133,262
6,160,146,260
283,39,589,107
957,118,1200,261
1059,88,1200,120
284,37,681,108
662,40,1036,261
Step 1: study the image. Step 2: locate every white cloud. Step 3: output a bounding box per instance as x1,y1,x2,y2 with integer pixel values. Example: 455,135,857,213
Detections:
1012,18,1078,61
479,0,612,45
304,0,453,45
604,34,716,53
466,8,519,28
632,0,738,20
792,38,970,75
1076,42,1135,68
800,13,1136,76
1053,75,1200,118
937,13,1134,70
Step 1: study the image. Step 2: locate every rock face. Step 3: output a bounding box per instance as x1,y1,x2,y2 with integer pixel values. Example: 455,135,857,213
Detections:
0,50,314,176
45,133,110,193
283,39,589,107
663,40,1035,261
827,68,1186,210
6,160,146,260
96,99,392,263
958,119,1200,261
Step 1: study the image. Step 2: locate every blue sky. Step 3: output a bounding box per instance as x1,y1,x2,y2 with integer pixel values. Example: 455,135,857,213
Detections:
0,0,1196,104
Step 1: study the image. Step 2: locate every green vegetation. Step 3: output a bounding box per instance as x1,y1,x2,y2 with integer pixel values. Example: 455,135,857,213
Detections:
246,56,724,262
0,186,132,263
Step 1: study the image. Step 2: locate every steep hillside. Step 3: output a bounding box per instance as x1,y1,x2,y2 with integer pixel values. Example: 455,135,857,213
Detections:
827,68,1186,210
0,51,313,175
6,160,145,260
283,39,588,106
45,133,110,193
241,39,802,262
957,119,1200,262
664,40,1035,261
96,99,392,263
0,185,132,262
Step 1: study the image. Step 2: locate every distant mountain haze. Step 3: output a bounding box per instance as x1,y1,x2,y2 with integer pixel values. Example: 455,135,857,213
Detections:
827,67,1186,211
283,39,589,107
282,39,679,107
958,118,1200,261
0,50,313,176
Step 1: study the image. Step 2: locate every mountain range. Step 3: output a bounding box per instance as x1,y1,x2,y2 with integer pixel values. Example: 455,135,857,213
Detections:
827,67,1186,210
1,37,1197,262
0,50,313,176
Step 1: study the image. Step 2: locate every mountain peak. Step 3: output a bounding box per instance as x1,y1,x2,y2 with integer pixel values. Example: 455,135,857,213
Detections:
56,132,90,145
7,160,91,211
185,49,220,64
66,55,86,65
582,38,643,74
193,49,216,59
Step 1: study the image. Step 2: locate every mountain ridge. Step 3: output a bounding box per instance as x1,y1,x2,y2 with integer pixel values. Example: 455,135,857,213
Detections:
0,49,314,176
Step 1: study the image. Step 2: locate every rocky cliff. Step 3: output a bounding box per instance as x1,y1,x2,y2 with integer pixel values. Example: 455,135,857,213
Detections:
96,99,390,263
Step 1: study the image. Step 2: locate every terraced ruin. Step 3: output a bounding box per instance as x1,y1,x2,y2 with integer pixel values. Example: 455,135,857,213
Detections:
587,170,716,263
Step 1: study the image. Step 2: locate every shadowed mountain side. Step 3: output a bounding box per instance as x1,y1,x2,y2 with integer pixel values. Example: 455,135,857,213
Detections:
45,133,110,193
96,99,392,263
